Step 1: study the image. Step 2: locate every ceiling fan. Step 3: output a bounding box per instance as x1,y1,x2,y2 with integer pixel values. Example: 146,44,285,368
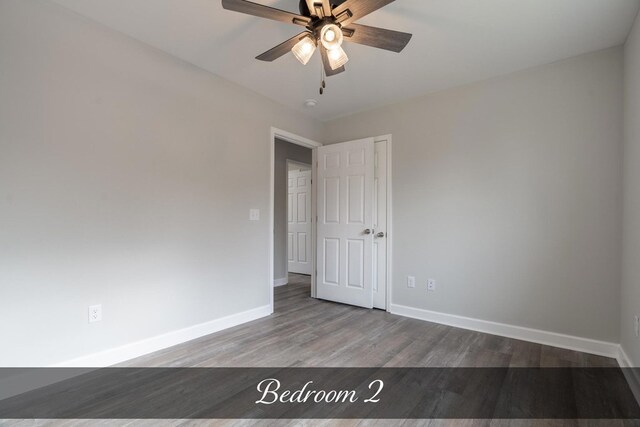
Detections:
221,0,412,83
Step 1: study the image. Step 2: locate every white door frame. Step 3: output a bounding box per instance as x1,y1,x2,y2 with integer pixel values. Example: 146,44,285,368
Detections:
268,129,393,313
269,127,322,313
374,135,393,313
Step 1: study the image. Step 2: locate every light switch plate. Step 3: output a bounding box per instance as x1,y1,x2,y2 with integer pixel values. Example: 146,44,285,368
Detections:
88,304,102,323
407,276,416,288
249,209,260,221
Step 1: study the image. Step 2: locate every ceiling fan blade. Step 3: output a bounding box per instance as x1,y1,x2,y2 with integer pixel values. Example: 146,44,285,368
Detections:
321,0,332,16
304,0,317,16
256,32,310,61
331,0,395,26
320,45,345,76
304,0,331,18
343,23,412,53
222,0,312,26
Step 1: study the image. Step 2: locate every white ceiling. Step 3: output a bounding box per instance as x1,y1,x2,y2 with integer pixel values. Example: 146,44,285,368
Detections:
51,0,640,121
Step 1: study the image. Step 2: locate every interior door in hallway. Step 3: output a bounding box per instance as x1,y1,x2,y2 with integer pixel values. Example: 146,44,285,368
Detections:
316,138,375,308
288,168,312,275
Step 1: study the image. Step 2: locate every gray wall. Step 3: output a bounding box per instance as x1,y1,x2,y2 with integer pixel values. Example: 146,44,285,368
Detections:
0,0,632,365
273,139,312,281
0,0,323,366
622,11,640,365
325,47,624,342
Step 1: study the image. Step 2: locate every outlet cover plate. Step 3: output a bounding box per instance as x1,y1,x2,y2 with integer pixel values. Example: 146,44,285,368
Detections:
89,304,102,323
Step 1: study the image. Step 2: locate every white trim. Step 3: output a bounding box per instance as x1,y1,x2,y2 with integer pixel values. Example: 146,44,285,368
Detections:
272,128,322,149
273,277,288,287
390,303,619,358
618,345,634,367
374,135,393,313
270,127,322,309
52,305,271,367
311,148,318,298
618,346,640,405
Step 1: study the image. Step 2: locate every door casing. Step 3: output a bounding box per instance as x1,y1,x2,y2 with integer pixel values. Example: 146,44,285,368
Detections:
270,128,322,314
269,128,392,313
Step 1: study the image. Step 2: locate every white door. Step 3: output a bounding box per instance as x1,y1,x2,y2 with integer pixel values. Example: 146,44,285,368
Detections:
373,141,388,309
288,169,312,275
316,138,375,308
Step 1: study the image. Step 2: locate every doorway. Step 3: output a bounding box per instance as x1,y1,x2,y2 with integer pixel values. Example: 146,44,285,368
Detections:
269,128,391,313
269,128,322,312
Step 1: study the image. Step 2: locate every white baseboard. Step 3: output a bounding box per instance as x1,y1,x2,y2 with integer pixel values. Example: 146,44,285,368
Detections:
618,345,634,367
617,346,640,405
273,277,288,287
53,304,272,367
390,304,619,359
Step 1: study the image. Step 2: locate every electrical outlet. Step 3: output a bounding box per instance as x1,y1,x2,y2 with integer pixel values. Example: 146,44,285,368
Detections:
635,316,639,338
427,279,436,292
88,304,102,323
249,209,260,221
407,276,416,288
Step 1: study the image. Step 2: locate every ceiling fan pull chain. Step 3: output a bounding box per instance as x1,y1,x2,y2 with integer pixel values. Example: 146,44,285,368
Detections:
319,61,325,95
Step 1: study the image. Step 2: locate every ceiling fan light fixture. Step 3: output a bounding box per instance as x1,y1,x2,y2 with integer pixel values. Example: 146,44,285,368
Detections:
320,24,344,50
291,35,317,65
222,0,413,78
327,45,349,70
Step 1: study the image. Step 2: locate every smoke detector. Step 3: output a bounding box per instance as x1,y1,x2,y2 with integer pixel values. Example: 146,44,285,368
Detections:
304,99,318,108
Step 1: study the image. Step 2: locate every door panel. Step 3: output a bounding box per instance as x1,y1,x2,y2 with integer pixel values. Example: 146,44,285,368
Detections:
316,138,375,308
297,232,307,262
347,175,365,224
288,169,312,275
297,193,307,222
324,177,340,223
346,239,364,288
323,238,340,285
287,233,294,262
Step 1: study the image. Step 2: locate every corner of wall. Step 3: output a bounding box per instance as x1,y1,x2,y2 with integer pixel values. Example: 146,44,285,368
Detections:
621,4,640,369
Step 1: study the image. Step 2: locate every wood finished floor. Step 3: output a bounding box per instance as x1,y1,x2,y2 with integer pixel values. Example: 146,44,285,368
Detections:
125,273,617,368
4,274,630,426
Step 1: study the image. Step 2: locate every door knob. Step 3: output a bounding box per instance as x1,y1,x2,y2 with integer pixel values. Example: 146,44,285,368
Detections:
364,229,372,235
376,232,385,238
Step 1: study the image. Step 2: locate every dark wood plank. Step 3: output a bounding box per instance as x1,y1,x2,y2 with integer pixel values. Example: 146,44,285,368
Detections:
222,0,312,26
331,0,395,26
343,23,412,53
256,32,310,61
